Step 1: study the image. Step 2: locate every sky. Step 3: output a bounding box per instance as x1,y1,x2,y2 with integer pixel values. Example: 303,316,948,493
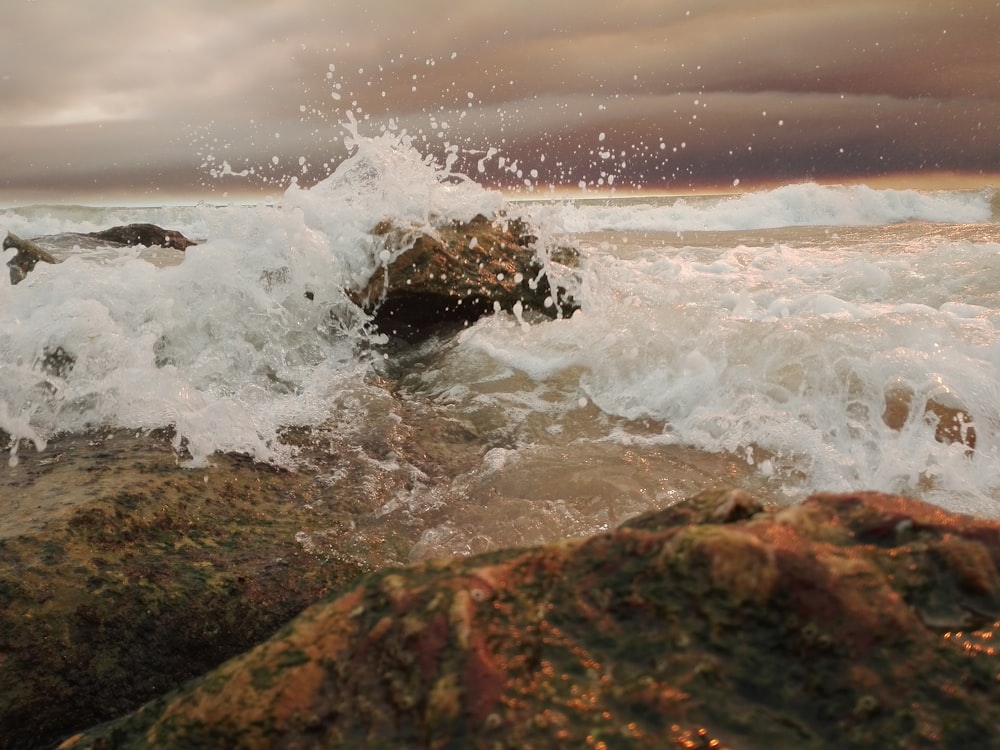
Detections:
1,0,998,204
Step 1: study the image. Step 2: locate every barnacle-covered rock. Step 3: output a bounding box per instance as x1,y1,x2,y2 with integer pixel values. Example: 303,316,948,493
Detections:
0,430,372,750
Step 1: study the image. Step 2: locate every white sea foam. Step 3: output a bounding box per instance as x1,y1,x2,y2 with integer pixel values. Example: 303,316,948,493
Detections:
454,229,1000,516
2,129,999,518
0,123,502,467
529,183,994,233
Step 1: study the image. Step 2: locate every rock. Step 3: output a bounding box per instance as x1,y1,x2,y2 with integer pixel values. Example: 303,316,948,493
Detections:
3,231,58,285
352,214,578,342
0,430,380,750
3,224,196,285
883,383,977,452
84,224,196,252
59,490,1000,749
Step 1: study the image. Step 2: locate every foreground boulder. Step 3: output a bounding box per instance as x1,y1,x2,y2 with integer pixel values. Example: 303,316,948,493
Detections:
352,214,579,341
0,431,375,750
60,490,1000,749
4,224,196,284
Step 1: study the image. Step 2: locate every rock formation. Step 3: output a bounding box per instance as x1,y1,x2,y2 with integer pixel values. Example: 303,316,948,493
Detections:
84,224,195,252
3,224,196,285
0,431,375,750
58,489,1000,749
883,383,977,452
352,214,579,342
6,216,572,345
3,232,58,285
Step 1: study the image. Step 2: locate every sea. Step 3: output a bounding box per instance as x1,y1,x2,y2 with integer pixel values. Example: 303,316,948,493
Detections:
2,127,1000,562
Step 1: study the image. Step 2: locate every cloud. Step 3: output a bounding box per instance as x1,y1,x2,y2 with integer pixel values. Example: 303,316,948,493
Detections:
1,0,997,201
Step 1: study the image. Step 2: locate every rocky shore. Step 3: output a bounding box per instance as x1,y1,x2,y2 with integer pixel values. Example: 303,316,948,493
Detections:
4,224,196,285
48,488,1000,749
0,430,381,750
3,214,997,749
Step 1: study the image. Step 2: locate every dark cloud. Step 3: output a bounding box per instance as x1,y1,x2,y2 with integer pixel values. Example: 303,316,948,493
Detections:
1,0,997,203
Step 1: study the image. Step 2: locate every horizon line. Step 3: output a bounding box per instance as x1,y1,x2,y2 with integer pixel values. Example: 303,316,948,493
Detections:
1,170,997,210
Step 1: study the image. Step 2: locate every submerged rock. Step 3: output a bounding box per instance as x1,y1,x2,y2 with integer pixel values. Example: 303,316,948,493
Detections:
352,214,579,342
3,232,58,284
883,383,977,452
3,224,196,285
60,490,1000,749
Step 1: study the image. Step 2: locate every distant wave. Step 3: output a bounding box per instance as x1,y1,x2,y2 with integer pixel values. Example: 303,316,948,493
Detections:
539,183,995,233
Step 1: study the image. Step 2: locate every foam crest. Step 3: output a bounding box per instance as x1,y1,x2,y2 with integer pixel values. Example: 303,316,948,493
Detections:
0,123,507,466
282,115,503,284
534,183,994,233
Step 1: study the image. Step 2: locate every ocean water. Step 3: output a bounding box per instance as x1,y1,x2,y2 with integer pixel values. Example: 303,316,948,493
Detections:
2,127,999,560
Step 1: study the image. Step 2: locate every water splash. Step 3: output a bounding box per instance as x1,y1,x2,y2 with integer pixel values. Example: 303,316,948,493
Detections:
0,120,506,467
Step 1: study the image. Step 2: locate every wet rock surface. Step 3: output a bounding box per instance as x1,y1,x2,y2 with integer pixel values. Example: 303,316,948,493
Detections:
353,214,579,342
0,431,380,750
3,233,58,285
82,224,195,252
4,224,196,285
882,383,977,452
58,489,1000,750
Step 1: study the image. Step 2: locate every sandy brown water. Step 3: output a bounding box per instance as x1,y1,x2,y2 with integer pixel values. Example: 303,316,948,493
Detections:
0,380,767,568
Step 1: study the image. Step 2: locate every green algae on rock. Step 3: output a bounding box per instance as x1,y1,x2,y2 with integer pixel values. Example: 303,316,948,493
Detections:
59,489,1000,749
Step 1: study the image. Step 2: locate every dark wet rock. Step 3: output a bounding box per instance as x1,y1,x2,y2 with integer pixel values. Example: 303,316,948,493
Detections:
3,232,58,285
352,214,579,342
0,431,377,750
4,224,196,285
84,224,196,252
60,490,1000,749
